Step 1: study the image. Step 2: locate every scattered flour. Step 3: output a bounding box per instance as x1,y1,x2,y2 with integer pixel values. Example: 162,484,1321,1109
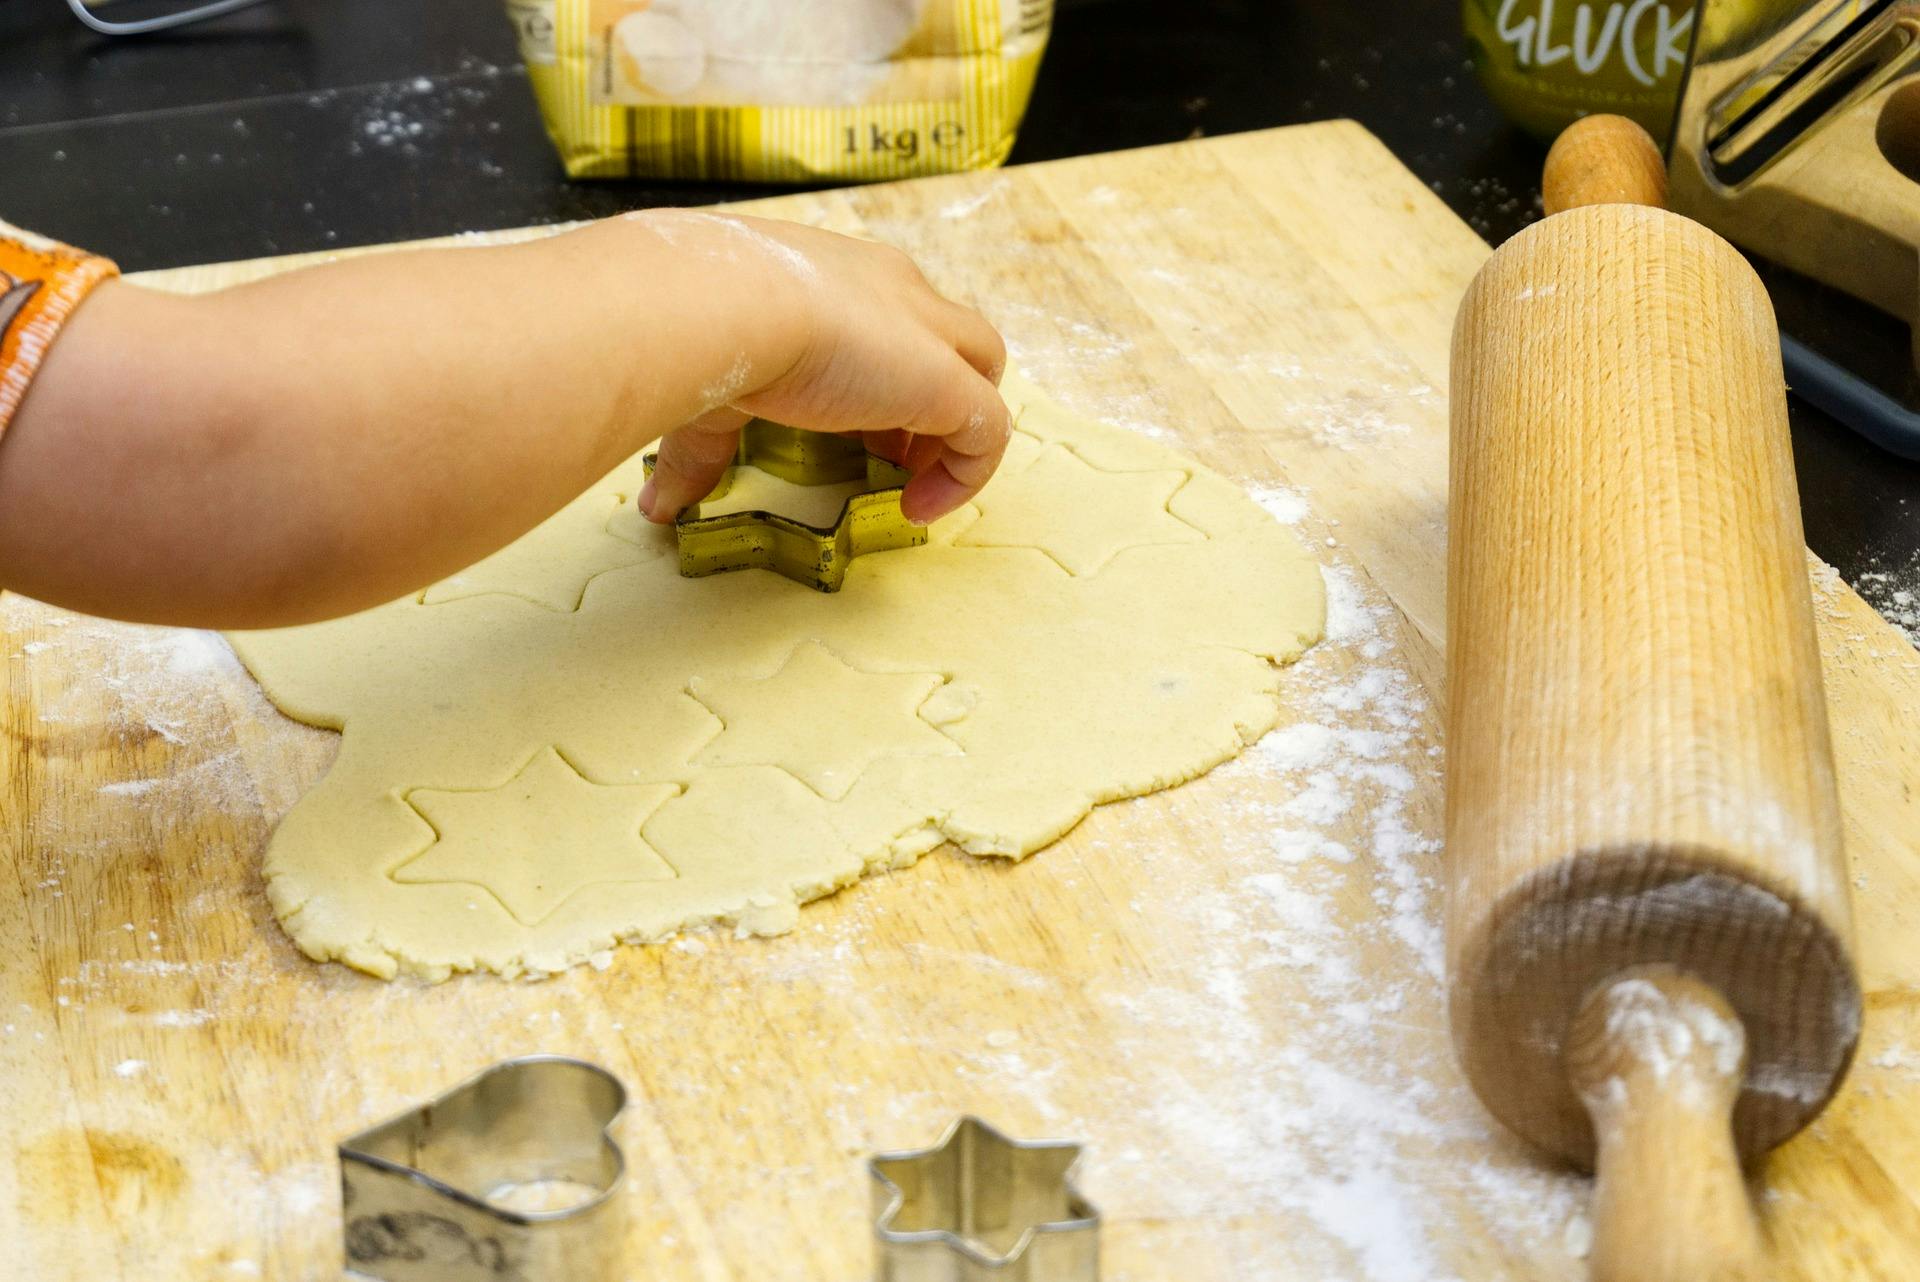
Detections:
937,187,998,221
1320,563,1392,656
113,1058,147,1078
344,71,483,160
1871,1043,1919,1074
701,351,754,409
361,109,427,147
1859,555,1920,649
1305,1165,1449,1282
1810,548,1920,668
1248,485,1310,527
1562,1211,1594,1258
1578,977,1744,1112
631,208,820,284
4,596,274,836
1072,552,1579,1278
992,318,1189,449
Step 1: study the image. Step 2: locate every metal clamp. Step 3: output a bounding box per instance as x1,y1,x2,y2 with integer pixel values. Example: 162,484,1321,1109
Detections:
870,1116,1099,1282
1672,0,1920,343
340,1056,627,1282
643,419,927,593
1670,0,1920,456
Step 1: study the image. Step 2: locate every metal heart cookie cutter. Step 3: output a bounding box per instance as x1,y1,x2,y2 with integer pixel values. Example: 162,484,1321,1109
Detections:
340,1055,627,1282
870,1116,1100,1282
642,419,926,593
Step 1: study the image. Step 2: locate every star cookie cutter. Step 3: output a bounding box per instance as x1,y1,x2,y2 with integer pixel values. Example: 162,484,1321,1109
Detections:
869,1116,1100,1282
642,419,926,593
340,1056,628,1282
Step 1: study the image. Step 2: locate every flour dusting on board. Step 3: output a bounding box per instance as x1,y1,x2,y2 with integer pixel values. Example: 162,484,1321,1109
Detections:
996,311,1186,443
1873,1043,1920,1075
3,595,269,817
1809,556,1920,671
1073,551,1582,1279
937,183,1001,221
1248,484,1312,528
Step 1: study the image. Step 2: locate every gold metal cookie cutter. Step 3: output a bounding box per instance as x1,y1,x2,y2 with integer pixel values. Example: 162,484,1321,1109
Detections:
642,419,927,593
340,1056,628,1282
870,1115,1100,1282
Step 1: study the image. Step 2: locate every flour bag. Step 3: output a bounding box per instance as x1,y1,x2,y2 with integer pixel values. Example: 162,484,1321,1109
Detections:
504,0,1054,181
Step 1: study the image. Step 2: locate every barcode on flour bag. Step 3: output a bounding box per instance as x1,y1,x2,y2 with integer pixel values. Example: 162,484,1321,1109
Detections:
508,0,1054,181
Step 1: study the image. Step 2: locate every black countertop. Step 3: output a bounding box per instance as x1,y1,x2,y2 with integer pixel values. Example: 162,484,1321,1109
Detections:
3,0,1916,641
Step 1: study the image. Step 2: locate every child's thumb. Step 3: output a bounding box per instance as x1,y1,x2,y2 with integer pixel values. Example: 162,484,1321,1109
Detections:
639,409,749,522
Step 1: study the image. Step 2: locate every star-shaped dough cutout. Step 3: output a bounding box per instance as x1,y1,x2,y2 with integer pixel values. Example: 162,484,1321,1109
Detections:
396,748,678,925
957,444,1203,575
687,642,962,800
421,492,657,612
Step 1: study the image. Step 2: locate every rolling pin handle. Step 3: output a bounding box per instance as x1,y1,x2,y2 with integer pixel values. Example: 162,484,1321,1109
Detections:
1542,114,1668,214
1566,968,1770,1282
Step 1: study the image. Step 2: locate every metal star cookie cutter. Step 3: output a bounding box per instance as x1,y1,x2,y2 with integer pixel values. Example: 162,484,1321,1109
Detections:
340,1055,628,1282
642,419,926,593
869,1116,1100,1282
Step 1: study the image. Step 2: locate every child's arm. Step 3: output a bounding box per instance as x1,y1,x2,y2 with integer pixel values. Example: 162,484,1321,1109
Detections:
0,210,1008,629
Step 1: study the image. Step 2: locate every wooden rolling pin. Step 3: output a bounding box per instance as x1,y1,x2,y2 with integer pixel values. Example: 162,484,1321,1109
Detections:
1446,114,1862,1281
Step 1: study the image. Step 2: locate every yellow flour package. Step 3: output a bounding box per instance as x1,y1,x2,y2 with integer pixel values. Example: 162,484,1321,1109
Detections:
504,0,1053,181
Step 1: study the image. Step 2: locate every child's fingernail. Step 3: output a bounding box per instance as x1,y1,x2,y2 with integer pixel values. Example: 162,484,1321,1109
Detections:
901,495,951,527
902,469,967,527
638,477,659,518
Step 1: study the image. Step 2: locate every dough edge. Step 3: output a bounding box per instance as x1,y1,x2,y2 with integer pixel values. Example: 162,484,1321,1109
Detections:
230,372,1326,981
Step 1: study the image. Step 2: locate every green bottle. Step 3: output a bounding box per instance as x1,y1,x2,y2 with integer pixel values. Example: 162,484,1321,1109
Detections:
1462,0,1704,143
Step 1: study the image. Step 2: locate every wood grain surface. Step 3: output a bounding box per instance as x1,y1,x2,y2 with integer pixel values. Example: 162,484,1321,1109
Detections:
4,123,1918,1281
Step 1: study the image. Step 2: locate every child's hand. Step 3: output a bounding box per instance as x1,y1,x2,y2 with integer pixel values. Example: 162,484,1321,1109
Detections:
632,212,1009,527
0,208,1012,627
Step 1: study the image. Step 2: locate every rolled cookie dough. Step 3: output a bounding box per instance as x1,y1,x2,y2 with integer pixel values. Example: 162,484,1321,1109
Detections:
229,372,1324,979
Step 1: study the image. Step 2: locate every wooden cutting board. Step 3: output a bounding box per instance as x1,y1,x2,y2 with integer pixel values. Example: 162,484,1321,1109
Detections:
4,122,1918,1281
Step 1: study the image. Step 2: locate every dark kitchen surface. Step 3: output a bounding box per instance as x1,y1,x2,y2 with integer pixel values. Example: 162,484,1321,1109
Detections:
2,0,1916,640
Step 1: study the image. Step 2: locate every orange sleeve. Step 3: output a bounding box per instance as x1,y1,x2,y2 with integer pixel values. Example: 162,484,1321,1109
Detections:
0,224,119,438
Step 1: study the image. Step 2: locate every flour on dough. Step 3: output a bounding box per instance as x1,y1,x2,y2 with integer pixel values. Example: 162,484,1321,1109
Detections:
228,372,1326,980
